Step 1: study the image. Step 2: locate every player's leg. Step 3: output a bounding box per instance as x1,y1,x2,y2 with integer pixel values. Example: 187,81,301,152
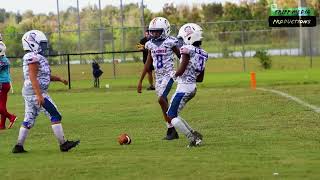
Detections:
0,83,5,129
147,65,155,90
12,96,39,153
167,92,193,139
94,78,97,88
0,115,5,129
0,88,6,129
146,71,155,90
158,95,179,139
42,95,80,152
157,78,179,140
176,90,199,138
5,83,17,128
179,116,203,140
177,90,203,142
0,83,17,129
167,89,201,147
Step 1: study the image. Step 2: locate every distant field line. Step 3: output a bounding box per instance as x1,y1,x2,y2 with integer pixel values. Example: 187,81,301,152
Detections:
257,88,320,113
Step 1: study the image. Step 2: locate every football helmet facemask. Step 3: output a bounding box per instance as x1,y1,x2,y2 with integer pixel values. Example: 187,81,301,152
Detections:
148,17,171,41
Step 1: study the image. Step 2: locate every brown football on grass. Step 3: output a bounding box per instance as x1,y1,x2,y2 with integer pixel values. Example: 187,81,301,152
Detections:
118,133,132,145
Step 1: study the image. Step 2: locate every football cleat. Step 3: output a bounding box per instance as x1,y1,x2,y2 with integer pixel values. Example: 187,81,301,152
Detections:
192,130,203,140
146,85,155,90
12,144,27,153
187,135,202,148
163,127,179,140
60,140,80,152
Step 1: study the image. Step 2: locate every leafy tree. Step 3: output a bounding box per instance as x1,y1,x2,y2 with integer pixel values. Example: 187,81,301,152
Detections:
0,9,6,23
0,1,279,57
223,2,253,21
178,5,190,23
201,3,223,22
3,26,23,57
189,6,201,23
276,0,298,8
163,2,177,17
251,0,268,20
15,12,22,24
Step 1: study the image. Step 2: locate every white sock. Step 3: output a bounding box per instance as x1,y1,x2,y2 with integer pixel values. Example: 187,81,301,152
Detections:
178,116,193,132
51,123,66,145
171,117,193,141
166,122,174,128
17,127,29,146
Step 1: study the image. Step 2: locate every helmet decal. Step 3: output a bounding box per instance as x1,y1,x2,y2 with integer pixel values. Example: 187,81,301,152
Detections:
27,33,37,42
178,23,203,45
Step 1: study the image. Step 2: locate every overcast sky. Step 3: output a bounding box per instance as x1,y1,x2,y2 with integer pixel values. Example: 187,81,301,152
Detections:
2,0,239,14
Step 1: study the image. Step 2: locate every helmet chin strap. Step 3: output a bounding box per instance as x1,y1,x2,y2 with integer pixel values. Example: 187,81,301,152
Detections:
153,36,164,41
152,33,167,41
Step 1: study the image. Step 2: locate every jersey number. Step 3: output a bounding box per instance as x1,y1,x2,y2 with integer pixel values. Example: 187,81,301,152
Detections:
196,56,205,72
156,55,163,69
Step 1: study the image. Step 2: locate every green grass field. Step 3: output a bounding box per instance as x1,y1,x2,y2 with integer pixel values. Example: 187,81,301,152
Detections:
1,56,320,179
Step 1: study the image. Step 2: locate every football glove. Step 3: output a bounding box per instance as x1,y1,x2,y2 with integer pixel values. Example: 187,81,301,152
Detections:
136,43,144,50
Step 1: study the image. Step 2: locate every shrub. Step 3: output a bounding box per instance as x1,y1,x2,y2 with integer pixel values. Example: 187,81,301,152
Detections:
254,49,272,69
10,58,22,67
132,55,141,62
221,44,231,58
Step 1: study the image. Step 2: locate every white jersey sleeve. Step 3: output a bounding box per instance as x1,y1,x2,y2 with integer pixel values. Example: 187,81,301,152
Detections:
23,52,39,64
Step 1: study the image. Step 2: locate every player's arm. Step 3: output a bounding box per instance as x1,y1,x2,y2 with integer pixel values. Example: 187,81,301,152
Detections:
196,69,205,82
175,53,189,77
50,75,68,85
137,50,153,93
29,61,44,105
136,43,144,51
137,38,145,51
172,46,181,59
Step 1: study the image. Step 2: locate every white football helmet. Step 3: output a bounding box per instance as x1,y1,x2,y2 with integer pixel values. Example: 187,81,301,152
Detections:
177,23,203,45
148,17,171,40
0,42,6,56
22,30,48,54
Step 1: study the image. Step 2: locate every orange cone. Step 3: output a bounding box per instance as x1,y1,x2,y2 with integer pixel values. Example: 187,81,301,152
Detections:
250,72,256,90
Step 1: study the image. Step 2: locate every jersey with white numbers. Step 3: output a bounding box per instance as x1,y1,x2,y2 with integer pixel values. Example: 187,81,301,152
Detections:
177,45,208,84
145,36,178,80
22,52,51,95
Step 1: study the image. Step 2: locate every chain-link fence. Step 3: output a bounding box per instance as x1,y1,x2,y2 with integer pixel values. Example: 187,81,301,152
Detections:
4,19,320,90
201,19,319,57
4,19,319,58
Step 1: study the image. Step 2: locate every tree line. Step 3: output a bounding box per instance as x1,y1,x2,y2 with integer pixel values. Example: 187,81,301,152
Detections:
0,0,319,57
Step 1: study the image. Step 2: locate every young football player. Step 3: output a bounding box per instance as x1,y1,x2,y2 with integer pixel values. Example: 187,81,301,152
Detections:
137,17,181,140
0,40,17,130
167,23,208,147
12,30,80,153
